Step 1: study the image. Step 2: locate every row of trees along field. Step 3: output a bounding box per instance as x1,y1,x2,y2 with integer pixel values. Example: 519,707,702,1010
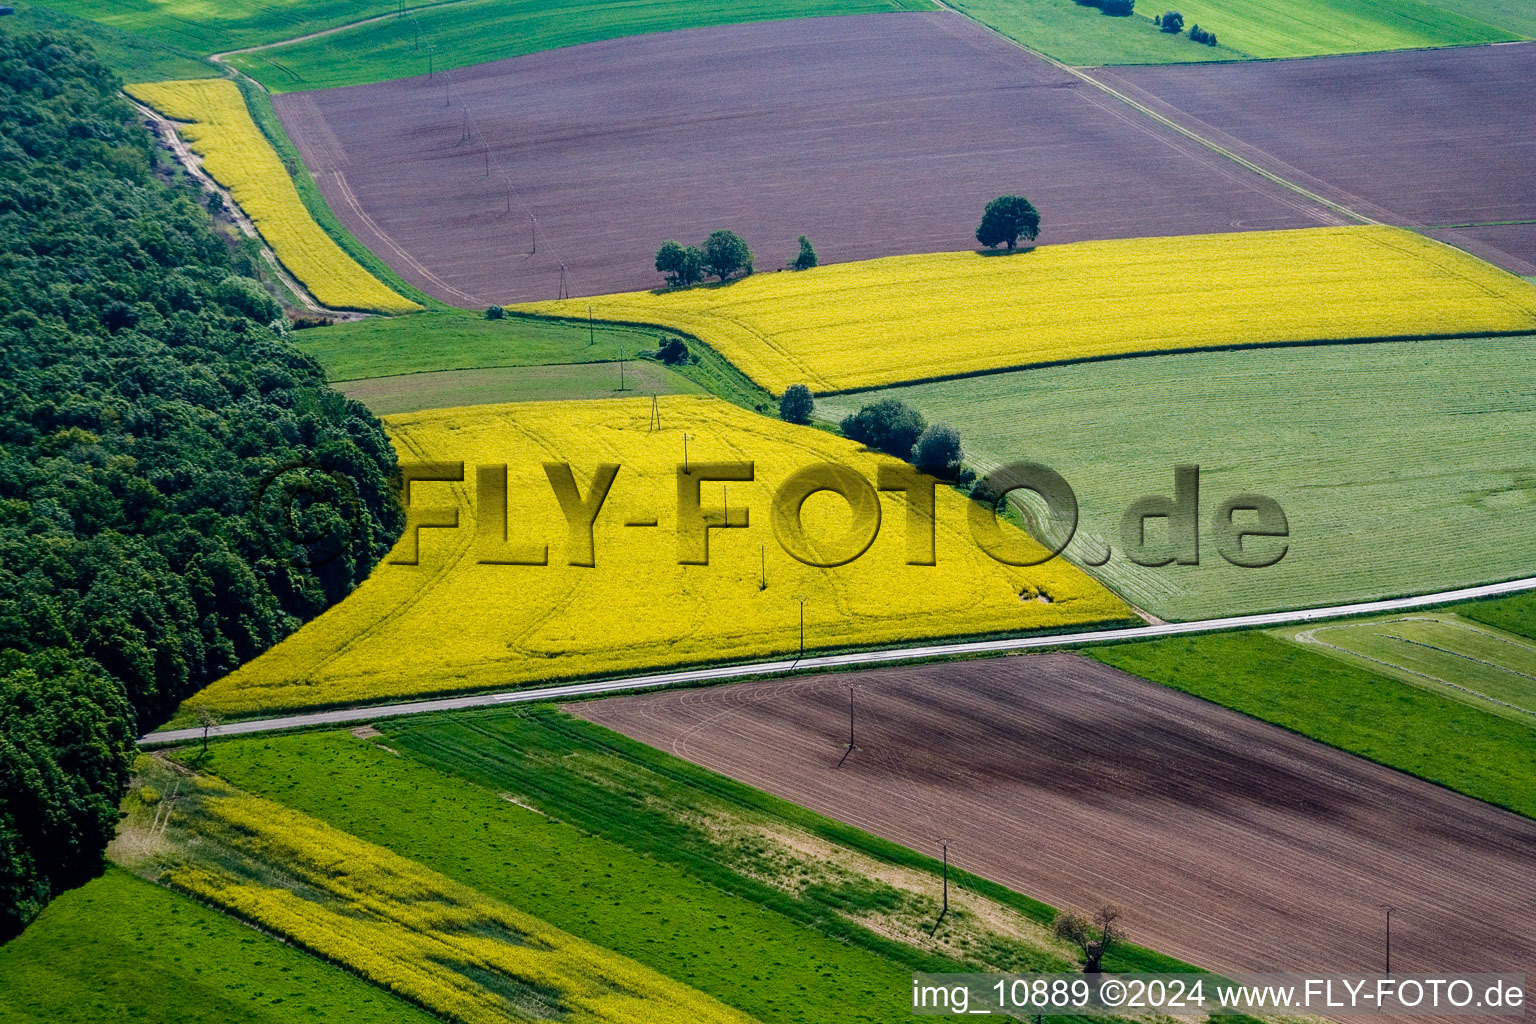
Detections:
0,30,403,936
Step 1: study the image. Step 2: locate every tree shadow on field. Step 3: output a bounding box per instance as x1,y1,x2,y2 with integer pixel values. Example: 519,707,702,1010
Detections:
974,245,1040,258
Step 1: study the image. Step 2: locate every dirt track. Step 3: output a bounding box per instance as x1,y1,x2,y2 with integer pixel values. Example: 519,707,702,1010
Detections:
1092,43,1536,275
576,655,1536,1008
275,12,1335,305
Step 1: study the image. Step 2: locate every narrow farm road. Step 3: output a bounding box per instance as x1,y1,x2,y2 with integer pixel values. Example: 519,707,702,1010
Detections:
142,573,1536,745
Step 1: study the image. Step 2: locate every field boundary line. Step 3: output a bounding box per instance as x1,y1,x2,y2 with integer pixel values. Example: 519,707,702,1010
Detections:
932,0,1378,226
142,573,1536,746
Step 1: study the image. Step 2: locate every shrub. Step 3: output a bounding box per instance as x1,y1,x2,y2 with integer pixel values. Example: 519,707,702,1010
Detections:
779,384,814,424
1160,10,1184,31
840,399,926,458
1099,0,1135,15
485,304,505,320
656,336,691,365
1189,23,1218,44
911,424,964,479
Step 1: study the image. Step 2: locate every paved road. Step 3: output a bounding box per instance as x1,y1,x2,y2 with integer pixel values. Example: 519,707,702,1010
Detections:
141,574,1536,746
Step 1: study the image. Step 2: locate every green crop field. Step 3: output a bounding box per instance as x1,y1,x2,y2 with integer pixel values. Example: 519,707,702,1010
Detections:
945,0,1248,64
1092,632,1536,818
185,717,1181,1022
338,361,702,415
1458,591,1536,641
188,728,1011,1023
227,0,934,93
821,337,1536,621
0,867,434,1024
294,308,666,381
297,309,771,412
949,0,1518,65
1144,0,1514,60
1274,614,1536,722
34,0,400,57
2,6,217,81
1401,0,1536,36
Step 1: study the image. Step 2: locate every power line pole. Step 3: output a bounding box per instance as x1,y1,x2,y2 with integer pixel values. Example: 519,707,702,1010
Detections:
759,544,766,590
682,433,690,473
931,838,952,934
847,684,859,750
618,344,626,391
1383,905,1394,974
588,304,594,346
790,595,807,668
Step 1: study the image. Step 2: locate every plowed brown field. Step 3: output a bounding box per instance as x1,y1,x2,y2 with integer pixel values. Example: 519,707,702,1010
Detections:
275,12,1335,305
576,655,1536,1010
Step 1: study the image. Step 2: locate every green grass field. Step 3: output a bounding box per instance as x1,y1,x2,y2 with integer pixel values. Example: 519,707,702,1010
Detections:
188,727,1022,1023
34,0,400,57
1147,0,1514,60
297,308,772,411
1458,591,1536,641
227,0,933,93
1091,632,1536,818
821,337,1536,621
945,0,1249,64
294,308,663,380
3,6,217,81
338,361,702,414
185,716,1186,1022
949,0,1517,64
1275,614,1536,722
0,867,434,1024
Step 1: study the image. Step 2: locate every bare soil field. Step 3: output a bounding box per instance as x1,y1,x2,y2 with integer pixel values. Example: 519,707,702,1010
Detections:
576,655,1536,999
275,12,1336,306
1094,43,1536,274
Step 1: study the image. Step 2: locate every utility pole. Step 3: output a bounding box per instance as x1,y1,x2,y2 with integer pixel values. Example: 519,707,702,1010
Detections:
682,433,690,473
847,684,859,750
530,213,537,254
759,544,766,590
557,263,569,300
790,595,807,667
931,838,952,934
649,393,661,432
588,304,594,346
618,345,626,391
1383,905,1394,974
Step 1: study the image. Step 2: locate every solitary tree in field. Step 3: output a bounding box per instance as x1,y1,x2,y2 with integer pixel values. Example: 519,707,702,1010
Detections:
1054,904,1123,974
976,195,1041,250
1160,10,1184,31
791,235,818,270
484,304,504,320
702,230,753,281
655,239,704,287
196,708,222,756
779,383,814,424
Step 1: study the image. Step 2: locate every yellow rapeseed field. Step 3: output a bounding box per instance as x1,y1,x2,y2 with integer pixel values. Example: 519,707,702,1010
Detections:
126,79,420,315
190,396,1129,716
167,784,759,1024
513,226,1536,393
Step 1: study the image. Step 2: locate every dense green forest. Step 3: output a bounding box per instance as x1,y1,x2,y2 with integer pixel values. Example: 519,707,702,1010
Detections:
0,29,402,936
